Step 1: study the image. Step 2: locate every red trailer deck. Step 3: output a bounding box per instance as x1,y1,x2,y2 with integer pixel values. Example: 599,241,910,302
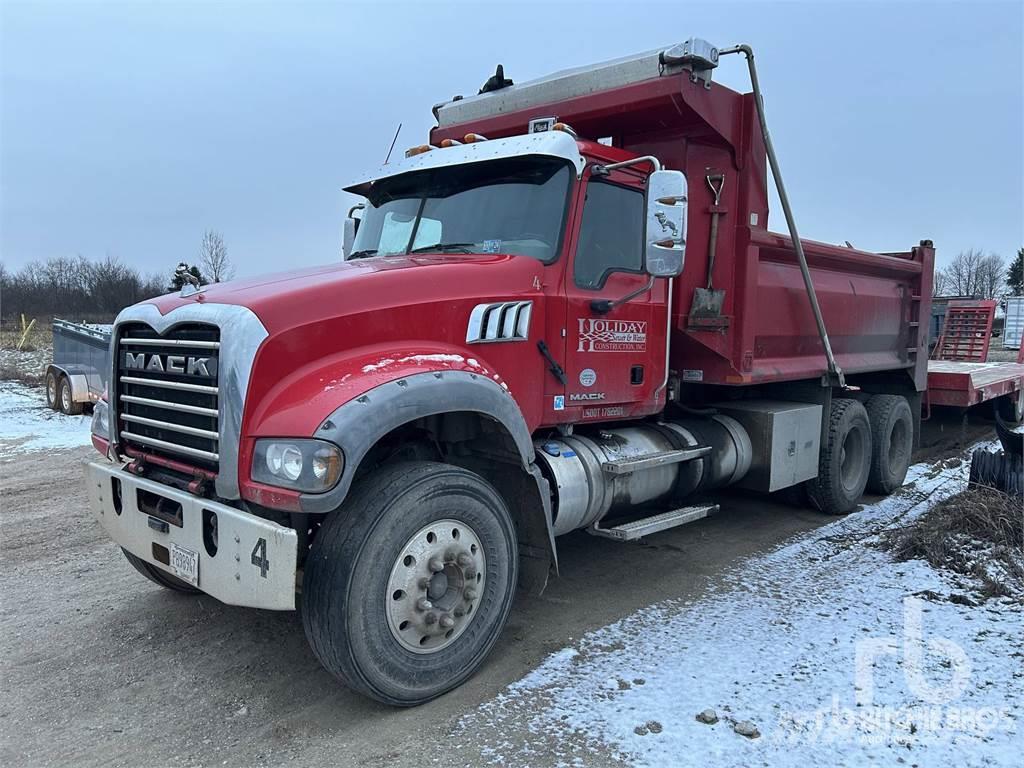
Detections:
927,360,1024,410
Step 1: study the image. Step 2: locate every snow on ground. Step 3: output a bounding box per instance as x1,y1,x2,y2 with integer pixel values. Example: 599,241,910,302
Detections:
461,444,1021,767
0,381,91,457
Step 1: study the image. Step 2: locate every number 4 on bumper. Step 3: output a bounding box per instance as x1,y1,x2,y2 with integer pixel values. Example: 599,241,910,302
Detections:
251,537,269,577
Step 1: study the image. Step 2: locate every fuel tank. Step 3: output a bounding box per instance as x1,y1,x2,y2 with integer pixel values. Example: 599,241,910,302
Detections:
534,416,751,536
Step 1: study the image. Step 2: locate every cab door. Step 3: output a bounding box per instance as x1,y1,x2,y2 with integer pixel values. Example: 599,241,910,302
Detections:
560,168,669,422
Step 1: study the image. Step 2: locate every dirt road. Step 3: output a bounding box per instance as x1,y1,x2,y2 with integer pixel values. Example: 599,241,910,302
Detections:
0,416,996,767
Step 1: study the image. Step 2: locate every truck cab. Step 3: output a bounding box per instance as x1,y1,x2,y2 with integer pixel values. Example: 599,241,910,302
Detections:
343,129,684,427
86,39,932,706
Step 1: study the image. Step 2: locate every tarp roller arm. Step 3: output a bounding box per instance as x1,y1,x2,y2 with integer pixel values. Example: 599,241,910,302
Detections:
720,44,845,387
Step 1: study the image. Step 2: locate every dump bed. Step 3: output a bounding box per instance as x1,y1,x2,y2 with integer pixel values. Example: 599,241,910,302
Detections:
433,44,934,392
672,231,933,389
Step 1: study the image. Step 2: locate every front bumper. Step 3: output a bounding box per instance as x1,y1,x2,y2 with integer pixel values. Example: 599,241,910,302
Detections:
86,462,298,610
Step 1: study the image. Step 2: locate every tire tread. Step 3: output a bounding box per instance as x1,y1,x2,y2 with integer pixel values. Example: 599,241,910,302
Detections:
807,398,871,515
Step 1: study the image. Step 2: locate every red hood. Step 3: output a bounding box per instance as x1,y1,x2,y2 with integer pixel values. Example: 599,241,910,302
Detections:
146,253,543,335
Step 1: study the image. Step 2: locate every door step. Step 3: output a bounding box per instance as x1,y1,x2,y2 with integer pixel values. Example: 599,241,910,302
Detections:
601,446,711,475
588,504,719,541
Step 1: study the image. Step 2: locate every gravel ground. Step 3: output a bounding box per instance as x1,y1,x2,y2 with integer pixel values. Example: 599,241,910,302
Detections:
0,391,1005,767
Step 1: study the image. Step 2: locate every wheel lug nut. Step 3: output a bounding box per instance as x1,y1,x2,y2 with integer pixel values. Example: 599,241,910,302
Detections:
464,587,477,601
417,598,433,611
425,612,438,625
439,614,455,629
428,557,445,573
457,553,473,568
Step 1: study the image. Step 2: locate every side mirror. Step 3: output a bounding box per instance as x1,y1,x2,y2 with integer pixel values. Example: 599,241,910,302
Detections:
644,170,687,277
342,204,364,260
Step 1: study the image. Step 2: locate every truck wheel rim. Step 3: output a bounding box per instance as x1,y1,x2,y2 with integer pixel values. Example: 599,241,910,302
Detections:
47,376,57,405
61,382,71,411
839,426,867,493
888,419,909,469
386,519,486,654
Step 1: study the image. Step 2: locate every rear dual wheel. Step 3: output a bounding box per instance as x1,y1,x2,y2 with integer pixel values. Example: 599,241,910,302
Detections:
302,461,518,706
808,398,873,515
865,394,914,495
808,395,913,514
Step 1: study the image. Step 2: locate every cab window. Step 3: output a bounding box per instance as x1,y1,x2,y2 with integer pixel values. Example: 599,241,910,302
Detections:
574,181,644,290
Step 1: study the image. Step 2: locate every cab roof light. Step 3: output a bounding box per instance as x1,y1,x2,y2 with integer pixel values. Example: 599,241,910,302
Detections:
404,144,434,158
439,138,463,148
463,133,488,143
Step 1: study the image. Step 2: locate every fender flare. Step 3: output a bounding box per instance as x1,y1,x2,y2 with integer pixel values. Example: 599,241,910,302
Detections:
301,369,536,514
46,363,96,404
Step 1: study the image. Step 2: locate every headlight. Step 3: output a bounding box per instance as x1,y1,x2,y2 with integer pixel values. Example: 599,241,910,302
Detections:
252,439,343,493
91,399,110,441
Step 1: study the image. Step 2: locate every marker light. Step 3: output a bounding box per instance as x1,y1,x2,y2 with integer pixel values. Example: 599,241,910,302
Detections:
439,138,463,148
404,144,434,158
463,133,488,143
552,122,578,138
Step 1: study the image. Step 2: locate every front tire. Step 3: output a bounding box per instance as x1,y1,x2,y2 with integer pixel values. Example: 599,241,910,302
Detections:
121,548,202,594
808,398,872,515
302,461,518,706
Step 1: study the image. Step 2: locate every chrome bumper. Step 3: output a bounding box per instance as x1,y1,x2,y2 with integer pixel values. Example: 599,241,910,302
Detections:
86,462,298,610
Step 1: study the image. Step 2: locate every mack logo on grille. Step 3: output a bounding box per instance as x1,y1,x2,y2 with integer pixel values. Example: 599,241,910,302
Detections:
123,352,218,378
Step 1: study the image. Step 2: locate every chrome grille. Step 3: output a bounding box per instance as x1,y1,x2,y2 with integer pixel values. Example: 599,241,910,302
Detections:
117,323,220,468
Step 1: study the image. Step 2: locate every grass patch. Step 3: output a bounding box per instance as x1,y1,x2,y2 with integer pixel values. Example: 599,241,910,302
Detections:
0,319,50,352
0,363,44,387
882,486,1024,601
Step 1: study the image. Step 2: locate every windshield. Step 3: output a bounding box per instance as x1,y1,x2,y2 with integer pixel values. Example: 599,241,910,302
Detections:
351,157,572,262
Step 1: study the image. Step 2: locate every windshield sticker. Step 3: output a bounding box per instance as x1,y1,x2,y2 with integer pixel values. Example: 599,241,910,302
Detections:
577,319,647,353
579,368,597,387
482,239,501,253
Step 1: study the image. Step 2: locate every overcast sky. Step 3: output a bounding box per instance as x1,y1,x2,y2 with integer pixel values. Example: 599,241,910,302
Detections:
2,1,1021,279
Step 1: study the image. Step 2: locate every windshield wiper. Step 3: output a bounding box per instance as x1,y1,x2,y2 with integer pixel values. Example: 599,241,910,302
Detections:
408,242,476,254
347,249,378,259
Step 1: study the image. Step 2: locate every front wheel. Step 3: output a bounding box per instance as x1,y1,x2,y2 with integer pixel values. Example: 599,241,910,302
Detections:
302,461,518,706
121,548,202,594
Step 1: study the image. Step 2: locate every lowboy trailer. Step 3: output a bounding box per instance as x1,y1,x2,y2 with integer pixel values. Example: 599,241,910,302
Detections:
83,39,1022,705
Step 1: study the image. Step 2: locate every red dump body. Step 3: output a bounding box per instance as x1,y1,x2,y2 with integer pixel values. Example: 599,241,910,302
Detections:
432,65,934,392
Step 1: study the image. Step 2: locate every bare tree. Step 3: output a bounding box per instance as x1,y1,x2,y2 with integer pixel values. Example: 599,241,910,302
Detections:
1,254,166,321
199,229,235,283
935,249,1007,299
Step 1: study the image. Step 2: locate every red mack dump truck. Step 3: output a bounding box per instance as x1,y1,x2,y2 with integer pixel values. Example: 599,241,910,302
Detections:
87,40,935,705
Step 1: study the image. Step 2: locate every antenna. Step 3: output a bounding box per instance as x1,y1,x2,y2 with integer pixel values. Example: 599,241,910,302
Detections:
384,123,402,164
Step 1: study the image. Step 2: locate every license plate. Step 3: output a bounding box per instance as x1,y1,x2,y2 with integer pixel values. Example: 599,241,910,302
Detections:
169,543,199,587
